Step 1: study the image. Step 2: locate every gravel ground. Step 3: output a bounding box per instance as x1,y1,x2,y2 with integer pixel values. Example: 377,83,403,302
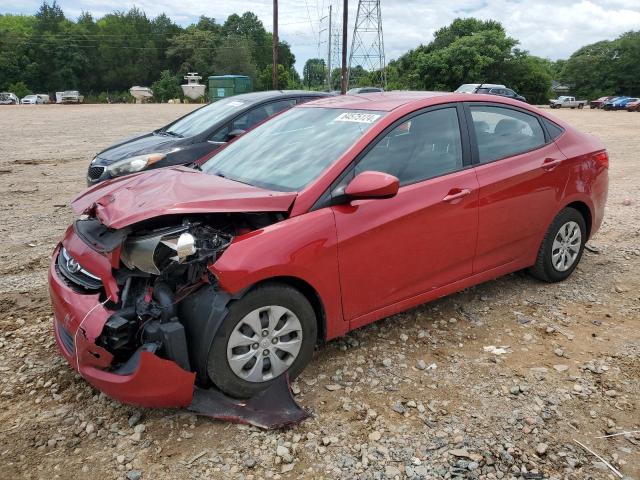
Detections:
0,104,638,480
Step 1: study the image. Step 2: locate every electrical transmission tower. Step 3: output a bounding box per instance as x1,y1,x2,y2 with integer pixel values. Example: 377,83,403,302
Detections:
348,0,386,88
328,3,342,90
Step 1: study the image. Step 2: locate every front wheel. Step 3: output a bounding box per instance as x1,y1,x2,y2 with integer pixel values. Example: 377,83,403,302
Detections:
529,207,586,283
207,283,317,398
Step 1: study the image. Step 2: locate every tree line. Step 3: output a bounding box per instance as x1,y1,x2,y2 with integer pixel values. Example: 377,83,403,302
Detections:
0,2,299,101
302,18,639,104
1,3,638,103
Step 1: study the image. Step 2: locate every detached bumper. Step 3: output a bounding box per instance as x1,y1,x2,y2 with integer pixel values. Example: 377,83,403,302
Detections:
49,246,195,407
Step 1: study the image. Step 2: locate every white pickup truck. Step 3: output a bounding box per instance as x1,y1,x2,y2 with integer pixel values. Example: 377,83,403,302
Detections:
549,96,588,109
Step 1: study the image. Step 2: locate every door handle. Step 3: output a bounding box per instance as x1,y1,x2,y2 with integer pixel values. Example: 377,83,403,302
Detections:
542,158,562,171
442,188,471,203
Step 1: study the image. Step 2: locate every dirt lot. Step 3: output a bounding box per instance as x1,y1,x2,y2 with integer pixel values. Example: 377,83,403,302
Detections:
0,104,638,480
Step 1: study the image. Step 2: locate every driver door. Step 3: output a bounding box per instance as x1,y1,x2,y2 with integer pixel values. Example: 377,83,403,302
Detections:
331,105,479,322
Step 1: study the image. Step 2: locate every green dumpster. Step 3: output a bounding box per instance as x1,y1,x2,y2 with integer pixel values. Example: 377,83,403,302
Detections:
208,75,253,101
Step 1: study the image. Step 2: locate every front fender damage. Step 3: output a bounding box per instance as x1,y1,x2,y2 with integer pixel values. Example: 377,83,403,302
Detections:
80,285,309,428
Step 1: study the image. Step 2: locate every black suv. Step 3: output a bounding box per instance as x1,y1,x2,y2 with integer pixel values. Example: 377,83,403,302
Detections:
476,85,526,103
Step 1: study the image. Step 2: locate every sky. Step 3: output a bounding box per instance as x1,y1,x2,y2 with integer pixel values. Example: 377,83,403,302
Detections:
3,0,640,73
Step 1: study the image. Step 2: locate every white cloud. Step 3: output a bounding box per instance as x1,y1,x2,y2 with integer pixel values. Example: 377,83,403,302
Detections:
3,0,640,73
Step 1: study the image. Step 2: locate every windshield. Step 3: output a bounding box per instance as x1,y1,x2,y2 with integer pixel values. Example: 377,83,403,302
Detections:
455,84,477,93
165,97,250,137
201,107,385,191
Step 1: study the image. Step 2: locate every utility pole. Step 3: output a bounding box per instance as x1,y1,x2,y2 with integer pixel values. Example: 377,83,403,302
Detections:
272,0,279,90
326,5,332,90
341,0,348,94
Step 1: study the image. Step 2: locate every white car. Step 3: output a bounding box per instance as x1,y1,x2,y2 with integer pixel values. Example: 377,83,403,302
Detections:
455,83,506,93
0,92,20,105
21,94,44,105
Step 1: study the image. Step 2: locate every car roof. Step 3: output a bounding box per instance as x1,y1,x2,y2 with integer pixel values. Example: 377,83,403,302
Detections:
299,91,474,112
230,90,330,102
301,91,452,111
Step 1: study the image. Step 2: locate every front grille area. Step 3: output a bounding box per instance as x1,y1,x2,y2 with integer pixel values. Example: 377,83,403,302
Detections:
87,165,105,180
57,319,75,355
56,247,103,292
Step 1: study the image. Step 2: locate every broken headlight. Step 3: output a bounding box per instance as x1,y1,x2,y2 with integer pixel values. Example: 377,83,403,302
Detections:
120,226,196,275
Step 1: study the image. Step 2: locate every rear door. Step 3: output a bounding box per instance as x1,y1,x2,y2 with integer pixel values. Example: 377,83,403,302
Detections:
466,103,569,272
332,104,479,321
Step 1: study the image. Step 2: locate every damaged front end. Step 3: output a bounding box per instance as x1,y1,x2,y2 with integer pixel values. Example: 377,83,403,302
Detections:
50,209,308,427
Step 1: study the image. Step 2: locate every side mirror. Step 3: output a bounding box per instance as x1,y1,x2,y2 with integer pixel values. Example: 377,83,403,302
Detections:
345,171,399,200
227,129,246,141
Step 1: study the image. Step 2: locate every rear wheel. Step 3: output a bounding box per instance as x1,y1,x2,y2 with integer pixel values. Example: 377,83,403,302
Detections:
207,283,317,398
529,207,586,283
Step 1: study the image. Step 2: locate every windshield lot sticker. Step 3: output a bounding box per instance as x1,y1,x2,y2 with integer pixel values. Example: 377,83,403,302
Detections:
334,112,381,123
228,101,244,107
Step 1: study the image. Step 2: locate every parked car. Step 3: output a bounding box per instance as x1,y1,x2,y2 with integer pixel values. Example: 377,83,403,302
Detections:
455,84,527,102
549,96,588,109
50,92,608,405
347,87,384,94
21,94,44,105
56,90,84,104
604,97,638,110
626,99,640,112
601,96,625,110
87,90,331,185
37,93,50,104
589,96,614,109
455,83,505,93
0,92,20,105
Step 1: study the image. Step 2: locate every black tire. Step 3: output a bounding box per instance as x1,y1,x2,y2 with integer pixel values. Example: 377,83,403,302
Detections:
207,283,317,398
529,207,587,283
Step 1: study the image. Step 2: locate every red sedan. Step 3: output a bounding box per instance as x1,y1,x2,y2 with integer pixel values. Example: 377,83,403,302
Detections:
49,92,608,404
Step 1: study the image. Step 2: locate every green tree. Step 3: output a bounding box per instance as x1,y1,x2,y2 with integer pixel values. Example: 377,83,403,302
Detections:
168,27,219,78
7,81,31,98
151,70,181,101
303,58,326,88
213,35,256,79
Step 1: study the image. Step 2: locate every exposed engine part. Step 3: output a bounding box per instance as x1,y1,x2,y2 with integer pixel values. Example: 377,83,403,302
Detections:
142,320,191,371
99,308,138,361
121,222,232,275
152,281,176,321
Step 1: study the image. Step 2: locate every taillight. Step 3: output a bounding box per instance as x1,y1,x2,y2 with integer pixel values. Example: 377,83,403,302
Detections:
594,151,609,168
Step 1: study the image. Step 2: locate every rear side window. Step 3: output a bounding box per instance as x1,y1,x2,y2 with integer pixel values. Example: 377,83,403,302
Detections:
232,99,297,132
470,106,546,163
355,107,463,185
542,118,564,140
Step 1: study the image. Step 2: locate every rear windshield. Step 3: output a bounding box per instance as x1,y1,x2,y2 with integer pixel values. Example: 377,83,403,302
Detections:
165,97,252,137
202,107,385,191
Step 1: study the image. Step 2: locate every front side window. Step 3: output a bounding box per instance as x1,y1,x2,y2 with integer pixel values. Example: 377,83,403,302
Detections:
470,106,546,163
202,107,384,191
355,107,463,185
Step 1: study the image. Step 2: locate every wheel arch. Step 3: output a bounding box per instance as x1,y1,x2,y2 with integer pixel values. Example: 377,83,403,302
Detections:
564,200,592,239
244,276,327,343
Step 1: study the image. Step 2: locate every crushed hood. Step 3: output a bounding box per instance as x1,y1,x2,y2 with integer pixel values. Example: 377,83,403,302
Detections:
72,166,297,229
